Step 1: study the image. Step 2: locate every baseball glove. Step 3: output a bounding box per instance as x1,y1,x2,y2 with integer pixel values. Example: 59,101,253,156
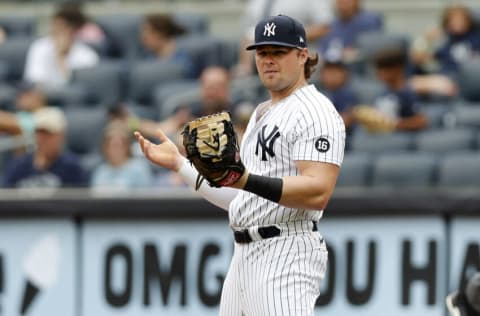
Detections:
182,111,245,190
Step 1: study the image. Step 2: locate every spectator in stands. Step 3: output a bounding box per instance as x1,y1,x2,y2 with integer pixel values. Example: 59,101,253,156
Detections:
318,0,382,63
3,107,86,188
411,4,480,77
233,0,334,77
90,121,152,190
23,6,99,92
353,48,428,133
317,58,356,130
140,13,195,77
190,66,232,117
125,66,234,140
57,2,106,48
0,82,46,138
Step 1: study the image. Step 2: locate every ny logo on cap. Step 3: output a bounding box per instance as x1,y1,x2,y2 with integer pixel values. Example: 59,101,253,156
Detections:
263,22,276,37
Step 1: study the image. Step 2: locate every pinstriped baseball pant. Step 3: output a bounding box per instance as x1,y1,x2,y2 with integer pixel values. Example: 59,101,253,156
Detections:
219,230,327,316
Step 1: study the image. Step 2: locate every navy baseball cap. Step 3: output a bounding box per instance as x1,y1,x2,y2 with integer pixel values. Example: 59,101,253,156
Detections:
246,15,307,50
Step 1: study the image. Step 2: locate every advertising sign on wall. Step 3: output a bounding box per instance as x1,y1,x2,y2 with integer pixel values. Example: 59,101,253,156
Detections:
82,220,233,316
316,216,447,316
82,216,447,316
449,217,480,293
0,219,76,316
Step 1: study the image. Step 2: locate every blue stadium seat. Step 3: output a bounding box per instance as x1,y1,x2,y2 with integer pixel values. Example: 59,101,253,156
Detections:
176,35,225,78
350,76,384,104
45,85,89,108
471,6,480,30
0,84,17,111
71,61,124,106
95,14,143,60
458,59,480,102
422,103,449,129
336,152,372,187
215,39,240,70
453,103,480,128
153,80,199,119
437,152,480,187
65,107,107,156
414,128,477,153
371,152,437,188
0,37,32,82
355,31,409,61
173,13,209,34
0,15,36,37
350,131,414,153
127,60,187,119
351,31,409,77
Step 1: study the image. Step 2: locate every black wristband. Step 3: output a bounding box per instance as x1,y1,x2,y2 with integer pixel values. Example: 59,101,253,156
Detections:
243,174,283,203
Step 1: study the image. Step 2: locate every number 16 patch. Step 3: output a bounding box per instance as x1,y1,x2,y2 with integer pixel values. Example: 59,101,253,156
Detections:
315,137,330,153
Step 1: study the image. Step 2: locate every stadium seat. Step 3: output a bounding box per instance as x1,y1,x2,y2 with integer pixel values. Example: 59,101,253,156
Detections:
153,80,199,119
421,103,449,129
65,107,107,156
160,88,201,120
46,85,89,108
350,76,384,104
355,31,410,61
71,61,124,106
176,35,225,78
173,13,209,34
458,59,480,102
471,6,480,30
414,128,477,153
128,60,187,119
371,152,437,188
215,39,240,70
0,37,32,82
0,15,36,37
350,131,414,153
437,152,480,187
336,152,372,187
452,103,480,128
95,14,143,60
0,84,17,111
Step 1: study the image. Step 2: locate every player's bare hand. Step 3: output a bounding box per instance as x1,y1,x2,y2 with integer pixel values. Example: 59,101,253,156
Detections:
134,129,183,172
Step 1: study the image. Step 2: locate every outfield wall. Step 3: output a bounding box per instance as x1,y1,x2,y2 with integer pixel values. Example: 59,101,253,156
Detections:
0,188,478,316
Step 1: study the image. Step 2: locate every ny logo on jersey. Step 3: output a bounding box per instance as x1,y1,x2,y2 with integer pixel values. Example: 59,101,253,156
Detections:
256,125,280,161
263,22,277,37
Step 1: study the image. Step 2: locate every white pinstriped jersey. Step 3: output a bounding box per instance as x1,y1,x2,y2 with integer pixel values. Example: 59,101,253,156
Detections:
229,84,345,228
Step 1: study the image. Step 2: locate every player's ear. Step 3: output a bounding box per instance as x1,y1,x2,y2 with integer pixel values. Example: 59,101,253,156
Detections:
297,48,308,65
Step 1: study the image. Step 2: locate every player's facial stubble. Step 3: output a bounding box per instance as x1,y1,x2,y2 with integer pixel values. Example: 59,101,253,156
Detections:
255,46,307,97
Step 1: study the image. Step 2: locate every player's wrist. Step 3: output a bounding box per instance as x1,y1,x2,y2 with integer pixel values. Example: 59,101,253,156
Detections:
175,156,188,173
243,174,283,203
230,171,249,189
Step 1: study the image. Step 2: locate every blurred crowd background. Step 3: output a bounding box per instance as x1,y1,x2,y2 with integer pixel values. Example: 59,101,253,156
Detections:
0,0,479,192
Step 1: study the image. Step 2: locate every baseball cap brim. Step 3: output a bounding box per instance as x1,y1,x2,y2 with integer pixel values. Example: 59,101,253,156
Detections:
246,41,302,50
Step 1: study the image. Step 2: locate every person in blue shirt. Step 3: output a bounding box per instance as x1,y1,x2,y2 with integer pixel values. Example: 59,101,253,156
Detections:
90,121,152,190
435,5,480,76
411,4,480,77
3,107,86,188
318,0,382,62
353,48,428,133
317,58,357,129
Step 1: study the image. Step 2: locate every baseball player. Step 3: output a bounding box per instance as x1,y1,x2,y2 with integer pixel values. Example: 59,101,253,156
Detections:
135,14,345,316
